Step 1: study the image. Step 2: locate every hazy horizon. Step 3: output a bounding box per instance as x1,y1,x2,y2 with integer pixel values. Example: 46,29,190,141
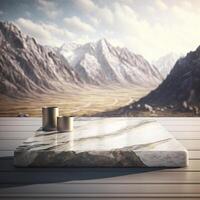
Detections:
0,0,200,61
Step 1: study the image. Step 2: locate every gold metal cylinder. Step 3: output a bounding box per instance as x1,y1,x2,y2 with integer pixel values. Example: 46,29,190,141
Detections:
57,116,74,132
42,107,59,131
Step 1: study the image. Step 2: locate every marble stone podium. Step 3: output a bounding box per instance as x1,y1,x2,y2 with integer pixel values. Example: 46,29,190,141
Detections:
14,118,188,167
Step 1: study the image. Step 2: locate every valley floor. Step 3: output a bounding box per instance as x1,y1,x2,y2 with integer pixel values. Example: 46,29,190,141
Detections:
0,85,197,117
0,86,150,117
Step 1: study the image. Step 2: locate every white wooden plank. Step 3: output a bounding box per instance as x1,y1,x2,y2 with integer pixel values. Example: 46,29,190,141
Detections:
0,120,41,126
0,151,13,157
0,132,34,140
0,117,41,121
0,140,23,150
0,124,200,133
0,117,200,126
1,193,200,198
164,126,200,132
0,183,200,196
180,140,200,150
2,198,199,200
0,117,199,121
171,132,200,140
1,171,200,184
189,151,200,160
0,117,85,126
0,126,40,132
0,198,199,200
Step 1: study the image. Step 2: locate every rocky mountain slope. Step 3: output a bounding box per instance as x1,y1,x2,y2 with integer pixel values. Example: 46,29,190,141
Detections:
0,22,81,97
153,53,182,78
0,21,163,99
57,39,163,87
99,46,200,116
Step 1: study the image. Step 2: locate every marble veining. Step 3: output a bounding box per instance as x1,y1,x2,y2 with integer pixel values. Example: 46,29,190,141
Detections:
14,118,188,167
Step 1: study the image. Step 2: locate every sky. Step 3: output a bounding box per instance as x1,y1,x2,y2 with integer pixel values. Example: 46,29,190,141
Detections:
0,0,200,61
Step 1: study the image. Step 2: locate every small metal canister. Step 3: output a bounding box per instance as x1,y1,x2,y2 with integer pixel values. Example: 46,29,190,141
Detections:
42,107,59,131
57,116,74,132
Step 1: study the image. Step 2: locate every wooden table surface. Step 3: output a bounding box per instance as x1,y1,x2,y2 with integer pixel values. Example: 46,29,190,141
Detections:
0,117,200,200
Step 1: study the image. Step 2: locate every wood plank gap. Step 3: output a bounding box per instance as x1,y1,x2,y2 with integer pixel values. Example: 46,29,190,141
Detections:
1,193,200,198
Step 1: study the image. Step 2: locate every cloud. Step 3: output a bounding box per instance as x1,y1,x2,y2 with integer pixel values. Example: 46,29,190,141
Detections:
0,10,4,15
37,0,61,18
96,6,114,25
181,1,192,9
90,17,99,26
155,0,168,11
10,0,200,61
146,6,156,14
73,0,97,13
77,1,200,61
16,18,51,41
64,16,95,33
15,18,75,47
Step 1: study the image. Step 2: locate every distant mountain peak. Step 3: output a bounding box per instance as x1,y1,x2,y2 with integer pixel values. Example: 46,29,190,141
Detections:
97,38,109,46
0,21,18,31
153,52,183,78
59,42,81,52
57,37,162,86
0,21,25,48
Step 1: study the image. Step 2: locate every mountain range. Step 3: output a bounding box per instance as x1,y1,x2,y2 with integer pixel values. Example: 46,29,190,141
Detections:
1,21,199,116
56,39,162,86
0,21,164,98
99,46,200,116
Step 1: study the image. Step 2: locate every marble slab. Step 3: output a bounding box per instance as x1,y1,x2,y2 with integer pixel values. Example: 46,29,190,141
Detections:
14,118,189,168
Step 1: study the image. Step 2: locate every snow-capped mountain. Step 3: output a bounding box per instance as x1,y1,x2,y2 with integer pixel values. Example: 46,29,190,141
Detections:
0,22,81,97
0,21,163,99
153,53,182,78
57,39,163,86
57,42,81,60
98,46,200,116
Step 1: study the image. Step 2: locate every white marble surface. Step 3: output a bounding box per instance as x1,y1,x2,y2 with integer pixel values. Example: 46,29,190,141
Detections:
14,118,188,167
